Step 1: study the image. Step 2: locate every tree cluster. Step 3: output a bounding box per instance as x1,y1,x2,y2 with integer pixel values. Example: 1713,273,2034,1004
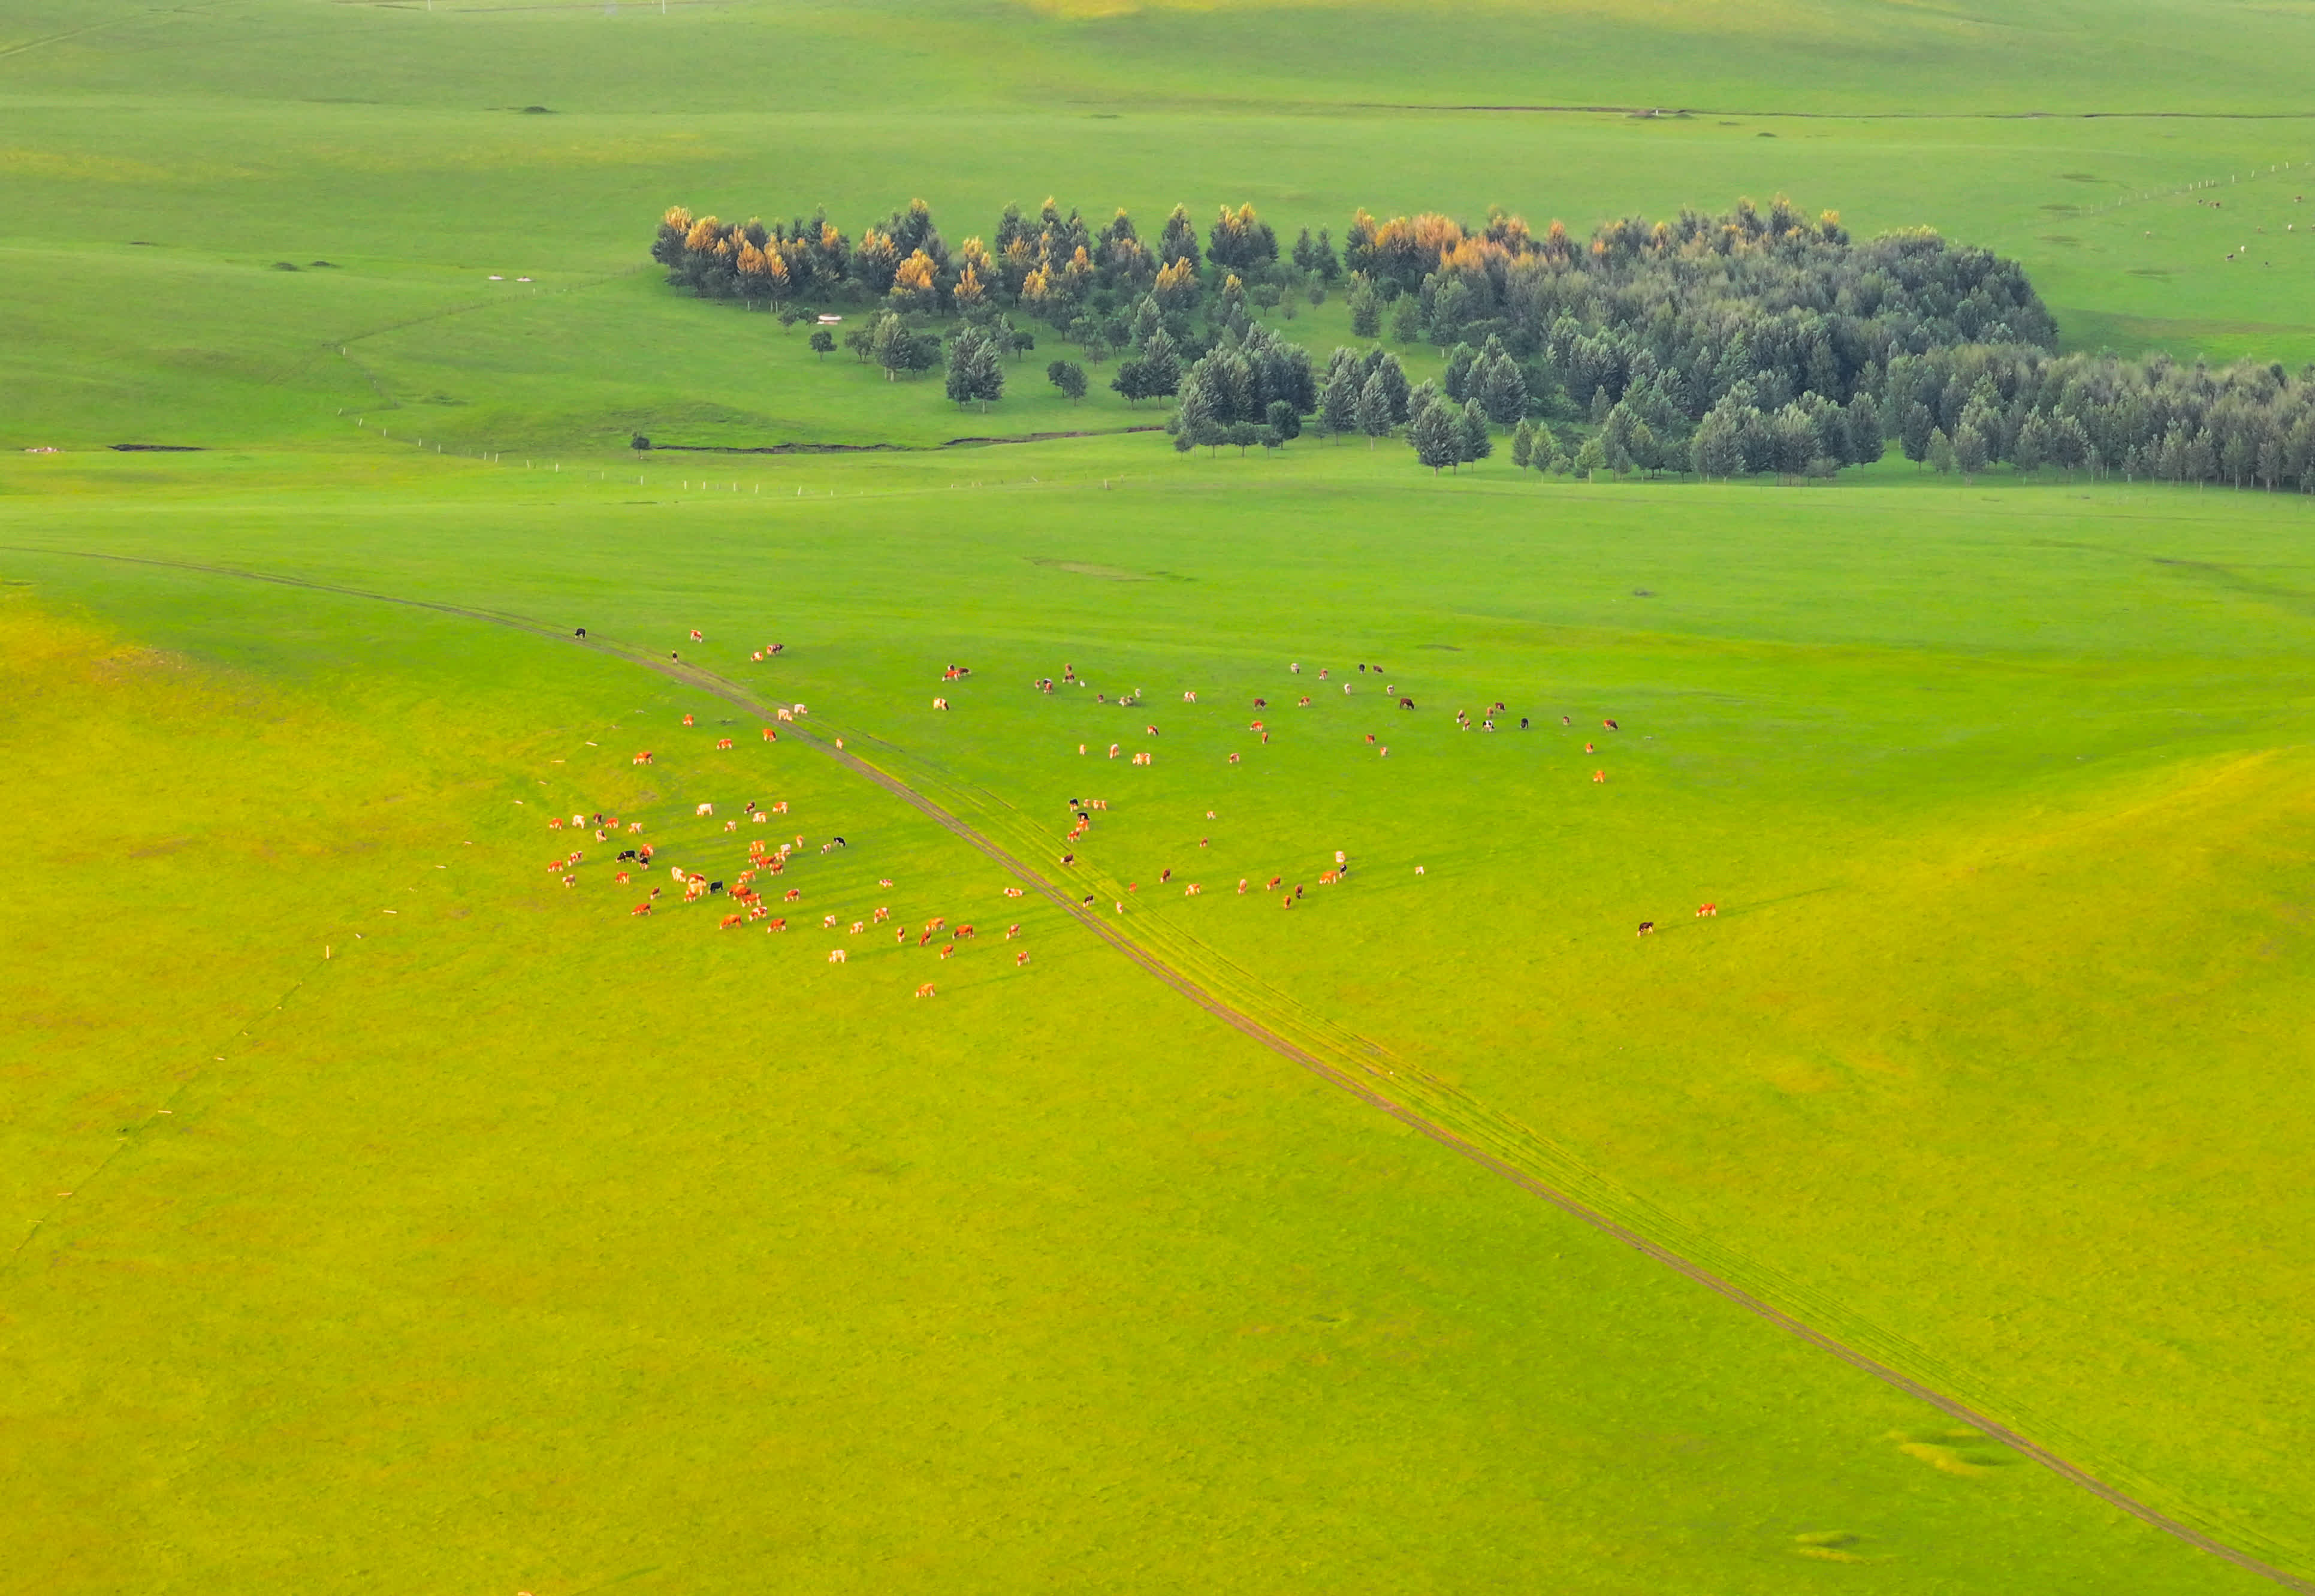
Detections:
1883,345,2315,488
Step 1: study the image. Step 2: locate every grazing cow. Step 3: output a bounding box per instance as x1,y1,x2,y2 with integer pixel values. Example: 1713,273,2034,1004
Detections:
784,887,801,901
1637,921,1654,936
1004,886,1024,899
1183,690,1197,702
1379,746,1388,757
777,708,793,723
548,818,563,830
933,697,949,710
917,983,937,998
1015,949,1029,967
762,727,777,741
631,903,651,916
1593,770,1605,782
628,821,644,833
955,925,976,938
690,629,703,641
696,802,714,816
1004,924,1021,939
1520,718,1530,730
1267,876,1282,890
874,906,891,922
720,913,744,930
1586,742,1595,753
1482,719,1494,731
1081,894,1096,906
1399,697,1415,710
850,921,865,934
1290,663,1301,674
1297,696,1311,707
1061,853,1076,867
938,944,955,960
683,714,695,726
1344,683,1352,695
716,737,734,750
725,819,738,832
1108,744,1121,759
1160,867,1172,883
1604,719,1619,731
1562,715,1571,725
616,871,630,884
753,651,763,662
1281,894,1293,909
576,627,587,638
822,913,838,928
769,918,786,932
772,801,789,814
634,751,653,765
895,927,909,943
1319,870,1336,885
749,904,768,921
1366,733,1377,744
1145,725,1158,737
1184,883,1201,895
770,643,784,654
1414,865,1424,875
1198,837,1209,848
828,948,846,963
1697,903,1718,918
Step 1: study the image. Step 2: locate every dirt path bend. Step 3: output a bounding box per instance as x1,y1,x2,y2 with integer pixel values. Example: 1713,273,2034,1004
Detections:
7,543,2307,1596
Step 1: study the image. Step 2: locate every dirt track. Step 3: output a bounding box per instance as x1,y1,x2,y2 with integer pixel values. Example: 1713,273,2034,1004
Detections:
7,542,2307,1595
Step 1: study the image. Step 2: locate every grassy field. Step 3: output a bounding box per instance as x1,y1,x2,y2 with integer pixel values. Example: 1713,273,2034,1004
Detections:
5,2,2315,1592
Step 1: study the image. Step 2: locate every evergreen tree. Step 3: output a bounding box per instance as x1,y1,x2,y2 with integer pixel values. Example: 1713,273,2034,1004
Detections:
1291,228,1317,274
1172,379,1218,453
1900,400,1935,465
1478,353,1528,424
1347,280,1382,340
1573,435,1608,480
1266,399,1301,443
1312,228,1341,282
1408,399,1460,473
1140,327,1182,398
1443,342,1478,403
1356,372,1393,447
1459,400,1493,467
1953,421,1990,479
1047,359,1088,402
1321,364,1360,442
1845,392,1885,465
1390,295,1423,345
1928,427,1957,475
1511,420,1535,469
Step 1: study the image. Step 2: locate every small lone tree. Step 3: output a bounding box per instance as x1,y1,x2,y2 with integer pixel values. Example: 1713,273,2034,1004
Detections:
808,328,835,360
1047,359,1088,402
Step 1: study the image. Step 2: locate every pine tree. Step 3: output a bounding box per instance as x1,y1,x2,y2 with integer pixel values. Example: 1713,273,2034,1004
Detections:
1356,372,1393,448
1321,366,1359,442
1047,360,1088,402
1574,435,1608,480
1409,400,1459,473
1347,280,1381,340
1511,420,1535,469
1478,354,1528,424
1459,400,1492,466
1953,421,1989,480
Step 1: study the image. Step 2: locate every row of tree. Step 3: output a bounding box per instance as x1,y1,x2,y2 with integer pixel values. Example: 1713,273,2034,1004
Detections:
651,198,1340,329
1881,346,2315,488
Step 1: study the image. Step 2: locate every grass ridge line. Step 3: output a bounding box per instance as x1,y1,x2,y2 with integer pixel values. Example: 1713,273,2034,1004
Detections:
5,540,2306,1592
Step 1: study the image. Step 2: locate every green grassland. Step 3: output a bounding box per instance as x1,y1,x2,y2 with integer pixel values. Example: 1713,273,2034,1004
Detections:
6,2,2315,1591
